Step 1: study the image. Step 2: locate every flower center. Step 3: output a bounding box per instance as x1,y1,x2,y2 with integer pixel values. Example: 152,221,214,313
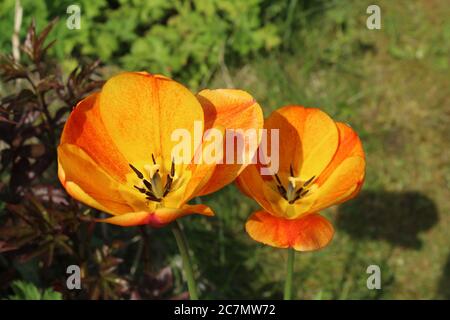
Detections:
274,164,315,204
129,154,175,203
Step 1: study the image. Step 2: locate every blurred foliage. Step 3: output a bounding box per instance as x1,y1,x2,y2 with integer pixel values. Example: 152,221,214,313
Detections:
0,21,178,300
6,280,62,300
0,0,298,88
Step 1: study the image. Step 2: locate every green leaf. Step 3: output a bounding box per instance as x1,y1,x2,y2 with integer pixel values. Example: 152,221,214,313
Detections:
7,281,62,300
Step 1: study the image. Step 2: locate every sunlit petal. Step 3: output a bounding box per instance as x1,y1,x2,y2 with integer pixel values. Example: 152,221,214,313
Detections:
58,143,135,215
196,89,263,195
264,106,339,180
98,204,214,227
245,211,334,251
98,72,204,168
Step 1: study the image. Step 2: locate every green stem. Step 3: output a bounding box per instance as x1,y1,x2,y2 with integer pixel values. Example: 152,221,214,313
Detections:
284,248,295,300
172,220,199,300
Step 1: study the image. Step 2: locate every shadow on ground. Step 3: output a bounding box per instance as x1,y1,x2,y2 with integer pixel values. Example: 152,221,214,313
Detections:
333,190,439,299
336,191,439,249
436,253,450,299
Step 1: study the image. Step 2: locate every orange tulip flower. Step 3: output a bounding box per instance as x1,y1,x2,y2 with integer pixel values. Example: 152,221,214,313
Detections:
58,72,263,227
237,105,365,251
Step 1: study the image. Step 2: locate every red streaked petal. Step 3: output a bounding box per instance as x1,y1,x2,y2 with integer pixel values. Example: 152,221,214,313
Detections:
315,122,365,186
60,92,130,182
311,122,365,211
245,211,334,252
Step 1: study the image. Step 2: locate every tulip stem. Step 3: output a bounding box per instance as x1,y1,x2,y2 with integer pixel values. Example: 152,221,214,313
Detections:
284,248,295,300
172,220,199,300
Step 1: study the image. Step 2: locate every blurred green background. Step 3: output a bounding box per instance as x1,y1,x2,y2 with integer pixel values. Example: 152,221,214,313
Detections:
0,0,449,299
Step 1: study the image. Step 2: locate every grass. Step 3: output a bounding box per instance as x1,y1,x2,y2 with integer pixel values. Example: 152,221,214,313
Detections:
147,0,450,299
3,0,448,300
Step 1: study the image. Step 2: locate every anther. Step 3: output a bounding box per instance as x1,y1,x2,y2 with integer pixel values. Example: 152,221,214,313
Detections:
303,175,315,187
131,155,177,203
163,174,173,197
277,185,287,197
143,179,153,191
170,159,175,177
295,187,304,196
274,174,287,195
134,185,146,194
274,174,283,186
129,164,144,179
146,195,161,202
274,169,315,204
289,194,301,204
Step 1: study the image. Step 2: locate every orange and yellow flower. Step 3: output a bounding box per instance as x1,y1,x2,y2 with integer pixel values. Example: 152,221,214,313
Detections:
236,106,365,251
58,72,262,227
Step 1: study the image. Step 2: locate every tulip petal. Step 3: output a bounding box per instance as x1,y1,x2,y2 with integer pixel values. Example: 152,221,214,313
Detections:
98,204,214,227
60,92,130,182
237,166,312,219
58,143,135,215
315,122,365,186
265,106,339,180
236,165,279,215
312,156,365,212
179,125,225,202
97,211,155,227
311,122,365,211
97,72,204,168
196,89,263,195
245,211,334,251
63,181,119,214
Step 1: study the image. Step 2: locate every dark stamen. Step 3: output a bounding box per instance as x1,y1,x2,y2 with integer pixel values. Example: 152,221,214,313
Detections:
170,159,175,177
143,179,153,191
273,174,287,197
132,155,177,203
290,164,294,177
300,189,309,197
134,185,146,194
163,174,173,197
289,194,301,204
146,195,161,202
277,185,287,197
274,174,283,186
129,164,144,179
303,175,315,187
